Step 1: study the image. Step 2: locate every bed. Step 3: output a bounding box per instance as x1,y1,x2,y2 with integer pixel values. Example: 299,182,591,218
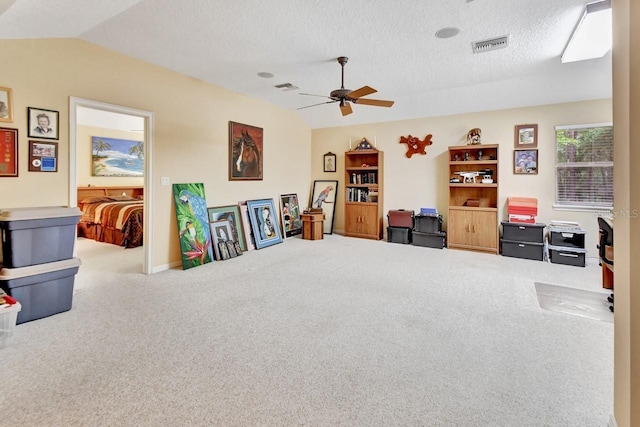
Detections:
77,186,144,248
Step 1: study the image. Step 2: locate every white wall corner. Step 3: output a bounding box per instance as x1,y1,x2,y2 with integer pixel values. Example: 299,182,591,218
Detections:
608,413,618,427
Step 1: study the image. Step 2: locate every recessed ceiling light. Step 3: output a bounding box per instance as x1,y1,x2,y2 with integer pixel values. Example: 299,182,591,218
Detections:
435,27,460,39
257,72,274,78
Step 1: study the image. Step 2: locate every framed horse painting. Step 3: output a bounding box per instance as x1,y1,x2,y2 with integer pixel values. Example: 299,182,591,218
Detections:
229,121,263,181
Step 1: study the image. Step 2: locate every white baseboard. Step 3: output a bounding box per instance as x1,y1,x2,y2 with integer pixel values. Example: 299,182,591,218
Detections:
609,413,618,427
151,260,181,273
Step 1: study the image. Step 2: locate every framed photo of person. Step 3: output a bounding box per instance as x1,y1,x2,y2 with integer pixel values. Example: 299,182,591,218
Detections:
323,152,336,172
28,107,59,140
0,86,14,123
209,219,234,260
246,198,283,249
514,124,537,148
514,149,538,175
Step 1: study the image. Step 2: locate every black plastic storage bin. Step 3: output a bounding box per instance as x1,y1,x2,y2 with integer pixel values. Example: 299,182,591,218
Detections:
411,231,446,249
500,239,544,261
548,226,586,249
387,226,411,244
0,207,81,268
548,245,586,267
414,214,443,233
501,221,545,243
0,258,81,324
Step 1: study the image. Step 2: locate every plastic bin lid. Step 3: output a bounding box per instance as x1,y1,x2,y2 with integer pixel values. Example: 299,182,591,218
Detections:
548,226,586,234
547,244,587,253
0,206,81,222
0,301,21,314
0,257,82,280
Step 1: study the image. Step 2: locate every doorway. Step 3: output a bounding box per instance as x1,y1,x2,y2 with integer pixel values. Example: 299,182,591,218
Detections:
69,97,154,274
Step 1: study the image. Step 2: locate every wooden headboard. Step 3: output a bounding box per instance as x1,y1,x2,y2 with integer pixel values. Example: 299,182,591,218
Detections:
78,186,144,201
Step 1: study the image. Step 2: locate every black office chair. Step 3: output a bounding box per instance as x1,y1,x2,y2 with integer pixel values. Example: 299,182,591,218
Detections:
597,216,614,311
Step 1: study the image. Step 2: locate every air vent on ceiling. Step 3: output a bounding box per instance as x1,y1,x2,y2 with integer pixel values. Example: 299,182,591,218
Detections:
472,35,509,53
274,83,299,91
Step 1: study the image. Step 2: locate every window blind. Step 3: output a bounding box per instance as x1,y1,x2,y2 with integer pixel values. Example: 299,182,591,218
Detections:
555,124,613,207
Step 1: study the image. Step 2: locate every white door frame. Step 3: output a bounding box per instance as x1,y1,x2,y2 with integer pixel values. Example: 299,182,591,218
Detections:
69,97,154,275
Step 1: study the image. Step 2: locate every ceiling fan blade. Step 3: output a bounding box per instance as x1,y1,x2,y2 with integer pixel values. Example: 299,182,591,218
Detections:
347,85,377,99
297,100,338,110
340,101,353,116
299,92,333,100
353,98,395,107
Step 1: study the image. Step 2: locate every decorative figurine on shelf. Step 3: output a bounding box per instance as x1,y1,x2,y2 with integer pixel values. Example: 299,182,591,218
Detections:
464,152,469,161
398,134,433,158
477,150,483,160
466,128,482,145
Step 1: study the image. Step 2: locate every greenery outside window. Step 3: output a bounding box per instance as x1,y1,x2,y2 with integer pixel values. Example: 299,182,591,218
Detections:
555,123,613,208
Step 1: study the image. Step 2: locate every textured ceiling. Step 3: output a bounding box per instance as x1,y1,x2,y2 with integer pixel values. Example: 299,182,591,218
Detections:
0,0,612,129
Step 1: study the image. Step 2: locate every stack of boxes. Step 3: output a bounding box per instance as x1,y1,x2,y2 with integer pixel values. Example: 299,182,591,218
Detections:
0,207,82,325
412,209,446,249
547,221,587,267
507,197,538,223
387,209,414,244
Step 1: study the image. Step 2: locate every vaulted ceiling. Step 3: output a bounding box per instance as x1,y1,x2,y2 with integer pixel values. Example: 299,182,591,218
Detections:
0,0,612,129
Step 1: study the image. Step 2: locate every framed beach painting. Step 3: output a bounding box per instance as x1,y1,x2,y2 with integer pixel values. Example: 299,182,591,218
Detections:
279,193,303,238
207,204,247,252
173,183,214,269
27,107,59,140
246,198,283,249
92,136,144,177
229,121,263,181
310,180,338,234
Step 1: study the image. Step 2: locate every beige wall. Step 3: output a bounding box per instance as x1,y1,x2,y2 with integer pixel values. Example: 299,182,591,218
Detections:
2,39,312,269
312,99,612,258
76,125,144,187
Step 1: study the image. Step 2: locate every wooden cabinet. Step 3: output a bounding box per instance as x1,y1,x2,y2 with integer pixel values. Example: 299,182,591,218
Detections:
448,144,499,253
344,148,383,240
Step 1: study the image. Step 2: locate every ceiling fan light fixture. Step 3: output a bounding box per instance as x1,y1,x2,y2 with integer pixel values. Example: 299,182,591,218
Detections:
435,27,460,39
257,72,274,78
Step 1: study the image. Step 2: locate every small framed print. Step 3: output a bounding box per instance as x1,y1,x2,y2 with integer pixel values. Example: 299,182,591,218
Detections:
29,140,58,172
514,149,538,175
0,127,18,177
323,152,336,172
0,87,14,123
515,124,537,148
28,107,59,140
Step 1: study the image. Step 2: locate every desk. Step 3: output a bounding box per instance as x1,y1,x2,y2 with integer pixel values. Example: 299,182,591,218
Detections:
301,213,324,240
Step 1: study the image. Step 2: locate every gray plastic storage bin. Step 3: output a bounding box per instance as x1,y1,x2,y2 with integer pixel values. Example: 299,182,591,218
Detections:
387,226,411,244
414,214,443,233
548,245,586,267
500,239,544,261
548,226,586,249
501,221,545,243
0,258,81,324
412,231,446,249
0,207,81,268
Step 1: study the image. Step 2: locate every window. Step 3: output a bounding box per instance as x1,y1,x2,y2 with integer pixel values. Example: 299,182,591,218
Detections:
555,123,613,208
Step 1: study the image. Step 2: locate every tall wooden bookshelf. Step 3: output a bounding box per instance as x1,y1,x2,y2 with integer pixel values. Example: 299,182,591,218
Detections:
447,144,499,253
344,148,383,240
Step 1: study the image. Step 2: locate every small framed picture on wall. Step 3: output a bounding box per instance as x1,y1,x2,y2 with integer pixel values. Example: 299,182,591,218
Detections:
28,140,58,172
323,152,336,172
515,124,537,148
28,107,59,140
514,149,538,175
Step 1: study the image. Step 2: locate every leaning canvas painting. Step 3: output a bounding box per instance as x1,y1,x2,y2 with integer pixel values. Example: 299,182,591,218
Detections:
173,183,214,269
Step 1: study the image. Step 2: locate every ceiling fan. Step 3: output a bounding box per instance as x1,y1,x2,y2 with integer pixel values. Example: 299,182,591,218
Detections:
298,56,395,116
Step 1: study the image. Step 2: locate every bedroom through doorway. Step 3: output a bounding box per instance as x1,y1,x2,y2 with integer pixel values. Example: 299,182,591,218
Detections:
69,97,154,274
